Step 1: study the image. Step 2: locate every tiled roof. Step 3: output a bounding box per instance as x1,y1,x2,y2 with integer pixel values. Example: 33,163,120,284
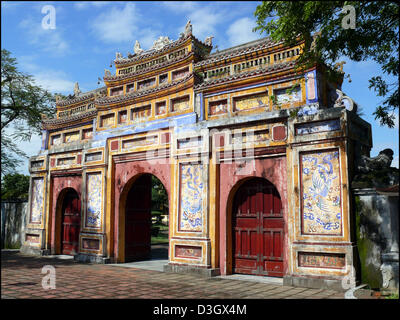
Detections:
96,72,194,106
104,51,194,83
114,34,211,68
194,60,296,90
56,86,106,108
194,37,283,68
42,109,97,130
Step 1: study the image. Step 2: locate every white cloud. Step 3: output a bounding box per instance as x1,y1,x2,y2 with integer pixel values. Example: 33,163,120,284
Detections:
226,17,260,47
90,3,139,43
161,2,223,40
89,3,163,52
17,56,75,94
74,1,114,10
161,1,198,13
33,70,75,93
18,16,69,55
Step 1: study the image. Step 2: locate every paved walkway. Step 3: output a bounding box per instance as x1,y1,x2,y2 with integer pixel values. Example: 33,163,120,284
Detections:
1,250,378,300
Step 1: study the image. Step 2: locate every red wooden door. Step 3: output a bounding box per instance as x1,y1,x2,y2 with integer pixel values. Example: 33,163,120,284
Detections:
61,190,81,255
233,178,284,277
125,174,152,262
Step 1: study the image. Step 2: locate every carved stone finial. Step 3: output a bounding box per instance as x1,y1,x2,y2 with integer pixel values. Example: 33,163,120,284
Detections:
104,69,111,77
356,149,394,174
55,95,62,103
184,20,192,37
115,52,123,60
310,31,321,51
95,88,107,99
205,36,214,46
334,61,346,73
134,40,143,55
330,88,358,113
74,82,81,96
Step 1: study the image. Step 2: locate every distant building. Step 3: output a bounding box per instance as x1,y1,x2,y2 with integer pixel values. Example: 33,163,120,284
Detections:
22,22,372,290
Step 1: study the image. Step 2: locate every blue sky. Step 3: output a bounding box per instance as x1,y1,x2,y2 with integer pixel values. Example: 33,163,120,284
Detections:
1,1,398,175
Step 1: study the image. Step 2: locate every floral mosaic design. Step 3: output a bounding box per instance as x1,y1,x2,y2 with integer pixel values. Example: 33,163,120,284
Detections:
179,164,204,232
86,173,102,228
301,150,342,235
30,178,44,223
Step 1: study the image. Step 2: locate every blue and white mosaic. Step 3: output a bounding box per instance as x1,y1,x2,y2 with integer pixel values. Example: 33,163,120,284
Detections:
179,164,203,232
86,173,102,228
30,178,44,223
301,150,342,235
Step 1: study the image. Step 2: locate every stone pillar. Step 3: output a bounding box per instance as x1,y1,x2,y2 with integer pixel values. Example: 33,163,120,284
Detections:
353,187,399,293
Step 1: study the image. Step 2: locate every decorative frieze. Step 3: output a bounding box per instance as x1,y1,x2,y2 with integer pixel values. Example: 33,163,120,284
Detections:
298,252,346,269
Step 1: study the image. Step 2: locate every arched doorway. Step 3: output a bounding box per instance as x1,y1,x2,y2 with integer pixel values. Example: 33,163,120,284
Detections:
124,174,169,262
60,189,81,255
232,177,284,277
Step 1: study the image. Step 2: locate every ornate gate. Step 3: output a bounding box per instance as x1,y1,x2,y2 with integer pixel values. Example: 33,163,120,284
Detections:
61,189,81,255
233,178,284,277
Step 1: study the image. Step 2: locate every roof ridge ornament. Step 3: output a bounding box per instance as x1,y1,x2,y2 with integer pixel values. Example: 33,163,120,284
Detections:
184,20,192,37
134,40,143,55
205,36,213,46
151,36,173,51
74,82,81,96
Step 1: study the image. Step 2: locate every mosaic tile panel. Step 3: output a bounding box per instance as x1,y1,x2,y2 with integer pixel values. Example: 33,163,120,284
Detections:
234,92,268,111
86,173,102,228
296,119,340,135
30,178,44,223
179,164,204,232
172,96,190,112
64,131,80,143
301,150,342,235
275,85,301,104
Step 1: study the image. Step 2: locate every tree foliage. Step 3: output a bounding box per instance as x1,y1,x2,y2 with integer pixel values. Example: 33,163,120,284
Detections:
151,175,168,214
1,49,57,176
1,173,30,201
254,1,399,127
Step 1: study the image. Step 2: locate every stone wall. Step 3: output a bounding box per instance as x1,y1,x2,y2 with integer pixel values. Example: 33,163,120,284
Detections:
353,188,399,293
1,201,28,249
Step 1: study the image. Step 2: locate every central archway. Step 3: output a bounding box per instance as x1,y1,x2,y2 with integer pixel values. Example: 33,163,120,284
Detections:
122,173,169,263
231,177,284,277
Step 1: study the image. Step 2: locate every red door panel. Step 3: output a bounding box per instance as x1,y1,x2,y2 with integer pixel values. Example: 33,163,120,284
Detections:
233,178,284,277
61,190,81,255
125,174,152,262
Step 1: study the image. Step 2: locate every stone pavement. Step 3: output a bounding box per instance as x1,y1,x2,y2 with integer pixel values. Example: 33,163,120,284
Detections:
1,250,378,300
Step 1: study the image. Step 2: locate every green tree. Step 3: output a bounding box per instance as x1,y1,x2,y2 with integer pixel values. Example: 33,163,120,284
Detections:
254,1,399,127
1,173,30,201
151,175,168,215
1,49,57,177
